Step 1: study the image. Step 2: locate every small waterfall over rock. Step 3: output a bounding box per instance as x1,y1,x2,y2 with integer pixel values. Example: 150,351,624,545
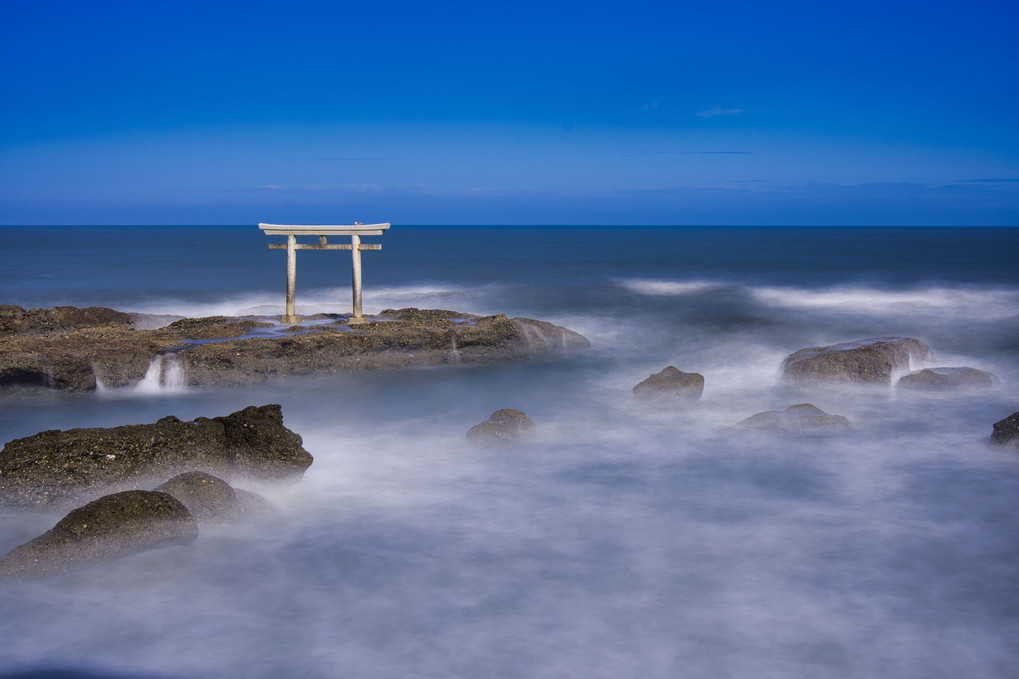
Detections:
513,320,570,357
449,333,462,364
135,353,187,393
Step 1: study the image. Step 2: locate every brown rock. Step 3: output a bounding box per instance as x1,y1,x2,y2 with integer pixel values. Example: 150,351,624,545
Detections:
0,490,197,580
154,471,237,520
990,412,1019,448
633,366,704,401
735,404,853,433
897,367,997,391
467,409,537,443
0,404,312,508
783,337,932,385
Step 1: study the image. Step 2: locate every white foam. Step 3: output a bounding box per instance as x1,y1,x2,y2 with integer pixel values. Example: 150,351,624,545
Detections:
751,284,1019,319
617,279,721,296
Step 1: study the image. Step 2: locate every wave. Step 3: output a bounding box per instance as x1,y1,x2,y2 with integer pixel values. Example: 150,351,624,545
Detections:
618,278,1019,321
751,284,1019,318
117,283,507,319
617,279,724,296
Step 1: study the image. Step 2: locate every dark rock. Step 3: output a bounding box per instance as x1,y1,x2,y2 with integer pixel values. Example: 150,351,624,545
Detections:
467,409,536,443
0,404,312,508
783,337,932,385
735,404,853,432
0,490,197,579
0,306,590,392
897,367,997,391
633,366,704,401
990,412,1019,448
216,404,312,479
154,471,237,520
0,304,132,336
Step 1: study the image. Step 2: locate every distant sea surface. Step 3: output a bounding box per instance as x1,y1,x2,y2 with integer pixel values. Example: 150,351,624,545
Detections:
1,226,1018,679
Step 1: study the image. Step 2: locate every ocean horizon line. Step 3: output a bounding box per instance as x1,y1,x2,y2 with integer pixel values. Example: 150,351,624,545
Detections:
1,223,1017,230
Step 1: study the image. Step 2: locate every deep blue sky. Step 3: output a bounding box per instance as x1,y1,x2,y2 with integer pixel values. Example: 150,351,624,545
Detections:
1,0,1017,225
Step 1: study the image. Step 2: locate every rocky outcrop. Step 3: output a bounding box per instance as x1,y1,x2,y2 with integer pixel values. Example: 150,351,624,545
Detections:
0,305,590,392
467,409,536,443
0,304,133,336
633,366,704,402
734,404,853,433
990,412,1019,448
0,404,311,508
783,337,932,385
897,367,997,391
0,490,198,580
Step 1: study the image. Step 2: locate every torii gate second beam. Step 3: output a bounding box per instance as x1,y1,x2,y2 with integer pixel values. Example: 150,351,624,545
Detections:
258,222,390,324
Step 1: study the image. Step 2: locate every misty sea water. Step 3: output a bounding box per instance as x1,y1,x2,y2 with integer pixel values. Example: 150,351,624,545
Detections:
1,225,1018,679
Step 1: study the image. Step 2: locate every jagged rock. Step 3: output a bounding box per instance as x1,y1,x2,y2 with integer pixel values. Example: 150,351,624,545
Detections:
0,490,197,580
0,404,312,508
0,306,590,391
897,367,997,391
633,366,704,402
783,337,932,385
735,404,853,432
0,304,132,336
154,471,238,520
990,412,1019,448
467,409,536,443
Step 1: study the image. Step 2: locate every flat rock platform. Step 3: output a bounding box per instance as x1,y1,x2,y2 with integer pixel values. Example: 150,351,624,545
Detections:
0,305,591,392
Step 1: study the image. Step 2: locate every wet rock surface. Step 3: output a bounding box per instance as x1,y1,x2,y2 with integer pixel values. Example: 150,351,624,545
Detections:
897,367,997,391
990,412,1019,448
467,409,537,443
783,337,932,385
0,404,311,508
0,305,590,392
735,404,853,433
0,490,198,580
633,366,704,402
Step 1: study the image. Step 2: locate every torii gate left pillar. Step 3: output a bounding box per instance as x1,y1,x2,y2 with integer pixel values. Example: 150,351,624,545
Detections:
258,222,390,324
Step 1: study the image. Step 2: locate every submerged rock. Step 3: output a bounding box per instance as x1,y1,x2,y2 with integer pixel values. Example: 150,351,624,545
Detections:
783,337,932,385
0,404,312,508
467,409,536,443
154,471,273,521
0,305,590,392
990,412,1019,448
897,367,997,391
154,471,238,520
0,490,197,580
735,404,853,433
633,366,704,402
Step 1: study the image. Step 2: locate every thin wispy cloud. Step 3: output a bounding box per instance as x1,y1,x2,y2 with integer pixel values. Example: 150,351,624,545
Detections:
314,157,393,162
610,150,754,156
960,178,1019,183
696,106,745,118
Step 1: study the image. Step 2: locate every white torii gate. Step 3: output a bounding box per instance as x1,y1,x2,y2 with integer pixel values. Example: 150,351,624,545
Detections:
258,222,390,324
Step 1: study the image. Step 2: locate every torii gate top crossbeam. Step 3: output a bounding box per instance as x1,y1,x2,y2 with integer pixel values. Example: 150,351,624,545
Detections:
258,223,390,236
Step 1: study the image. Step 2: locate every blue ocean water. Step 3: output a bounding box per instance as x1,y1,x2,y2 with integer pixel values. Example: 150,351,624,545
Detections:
1,226,1018,679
